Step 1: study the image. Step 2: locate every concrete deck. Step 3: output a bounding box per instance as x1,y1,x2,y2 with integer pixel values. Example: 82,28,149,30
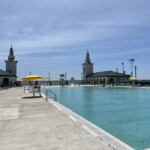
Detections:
0,87,133,150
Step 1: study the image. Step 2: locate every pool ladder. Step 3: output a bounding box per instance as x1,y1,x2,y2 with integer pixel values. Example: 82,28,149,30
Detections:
46,90,57,101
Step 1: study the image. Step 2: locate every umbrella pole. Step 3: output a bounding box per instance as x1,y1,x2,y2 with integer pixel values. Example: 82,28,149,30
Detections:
33,80,35,97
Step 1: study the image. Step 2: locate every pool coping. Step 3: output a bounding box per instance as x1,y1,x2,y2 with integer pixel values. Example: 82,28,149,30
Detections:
41,92,134,150
42,84,150,89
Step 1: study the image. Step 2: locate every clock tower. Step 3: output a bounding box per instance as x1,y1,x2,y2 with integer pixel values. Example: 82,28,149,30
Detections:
5,45,18,76
82,50,93,81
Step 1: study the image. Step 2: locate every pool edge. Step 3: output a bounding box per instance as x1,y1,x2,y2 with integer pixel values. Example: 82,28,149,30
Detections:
41,92,134,150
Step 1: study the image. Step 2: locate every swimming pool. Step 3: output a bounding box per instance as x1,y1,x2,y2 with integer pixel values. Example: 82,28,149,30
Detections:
41,86,150,150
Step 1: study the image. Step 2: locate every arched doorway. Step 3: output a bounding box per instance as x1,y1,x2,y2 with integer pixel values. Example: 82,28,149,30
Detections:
103,79,105,84
94,79,96,85
109,78,115,84
100,79,102,83
3,78,9,87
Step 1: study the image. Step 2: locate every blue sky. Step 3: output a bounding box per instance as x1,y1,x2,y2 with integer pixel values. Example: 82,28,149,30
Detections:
0,0,150,80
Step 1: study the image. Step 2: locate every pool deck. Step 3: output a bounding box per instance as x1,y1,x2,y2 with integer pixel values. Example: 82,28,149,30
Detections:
0,87,134,150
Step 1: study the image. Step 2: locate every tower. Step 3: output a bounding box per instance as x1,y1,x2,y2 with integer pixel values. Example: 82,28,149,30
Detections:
82,50,93,81
5,45,18,76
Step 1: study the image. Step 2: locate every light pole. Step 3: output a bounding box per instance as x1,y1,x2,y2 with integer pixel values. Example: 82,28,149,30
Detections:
48,72,50,85
135,66,137,78
65,72,67,81
129,59,135,78
122,62,124,73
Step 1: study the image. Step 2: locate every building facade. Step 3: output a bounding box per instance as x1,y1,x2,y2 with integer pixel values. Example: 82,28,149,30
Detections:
82,51,131,84
0,45,18,87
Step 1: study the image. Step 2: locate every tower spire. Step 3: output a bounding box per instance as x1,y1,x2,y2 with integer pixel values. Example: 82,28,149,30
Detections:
8,44,15,61
85,49,91,64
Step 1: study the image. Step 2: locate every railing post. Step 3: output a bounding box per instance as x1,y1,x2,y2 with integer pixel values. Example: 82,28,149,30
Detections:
24,86,25,93
32,81,35,97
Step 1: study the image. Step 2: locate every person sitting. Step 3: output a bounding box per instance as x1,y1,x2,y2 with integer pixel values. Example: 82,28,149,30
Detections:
34,81,40,89
29,81,32,86
34,81,41,96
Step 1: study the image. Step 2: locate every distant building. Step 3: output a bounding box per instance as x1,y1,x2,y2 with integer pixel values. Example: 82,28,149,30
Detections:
0,45,18,87
82,51,131,84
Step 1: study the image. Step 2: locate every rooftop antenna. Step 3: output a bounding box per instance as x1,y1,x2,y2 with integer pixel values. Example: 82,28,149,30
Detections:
129,59,135,78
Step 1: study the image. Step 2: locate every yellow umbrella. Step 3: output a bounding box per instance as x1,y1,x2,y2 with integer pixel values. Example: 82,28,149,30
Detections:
22,74,43,81
53,79,58,81
130,78,139,81
22,75,43,97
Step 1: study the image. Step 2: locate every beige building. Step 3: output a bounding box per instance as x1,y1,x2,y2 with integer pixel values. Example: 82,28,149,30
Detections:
82,51,130,84
0,45,18,87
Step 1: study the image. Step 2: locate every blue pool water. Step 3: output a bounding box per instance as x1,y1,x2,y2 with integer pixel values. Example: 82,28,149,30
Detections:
41,86,150,150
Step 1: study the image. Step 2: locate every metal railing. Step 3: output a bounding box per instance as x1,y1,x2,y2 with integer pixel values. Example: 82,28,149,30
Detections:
24,85,33,93
46,90,57,101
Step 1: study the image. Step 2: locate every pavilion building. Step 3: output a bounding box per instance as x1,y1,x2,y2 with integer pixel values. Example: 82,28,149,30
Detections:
0,45,18,86
82,51,131,84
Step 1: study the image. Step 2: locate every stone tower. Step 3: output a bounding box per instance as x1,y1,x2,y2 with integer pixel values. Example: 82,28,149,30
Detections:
82,50,93,81
5,45,18,76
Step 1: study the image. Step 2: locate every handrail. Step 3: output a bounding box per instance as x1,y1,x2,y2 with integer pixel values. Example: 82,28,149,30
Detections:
46,90,57,101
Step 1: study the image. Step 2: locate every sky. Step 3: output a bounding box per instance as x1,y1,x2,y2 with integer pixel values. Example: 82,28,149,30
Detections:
0,0,150,80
